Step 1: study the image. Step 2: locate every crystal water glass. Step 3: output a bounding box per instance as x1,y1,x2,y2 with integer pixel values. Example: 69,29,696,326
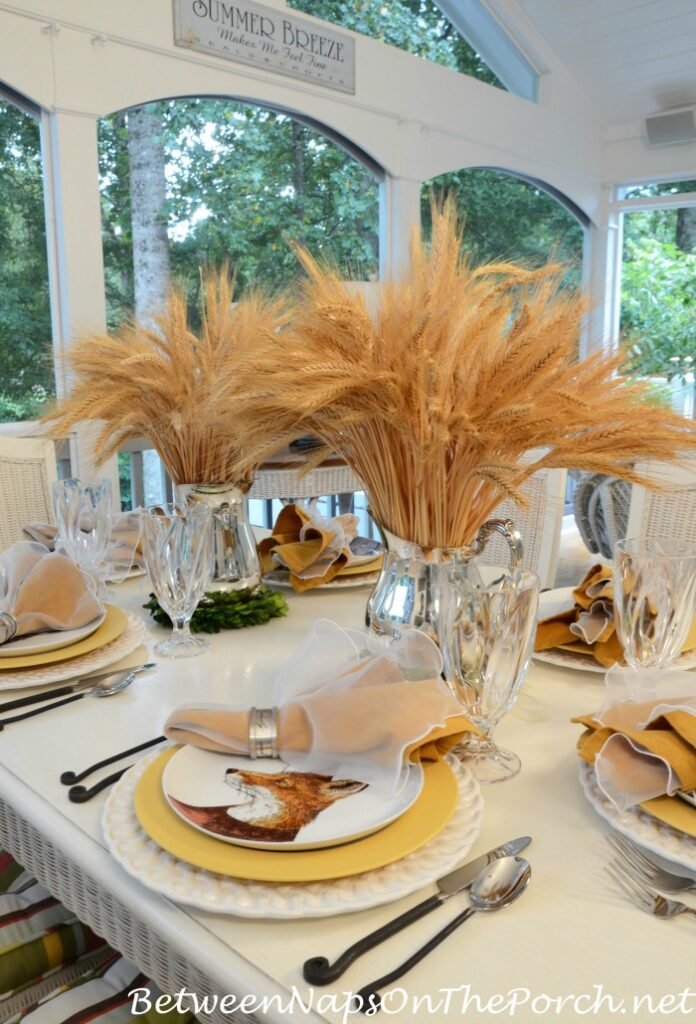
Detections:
438,566,540,784
140,503,213,658
52,478,113,577
613,537,696,671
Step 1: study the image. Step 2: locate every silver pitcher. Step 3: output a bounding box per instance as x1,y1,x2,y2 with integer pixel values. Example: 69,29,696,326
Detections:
176,483,260,592
366,518,523,642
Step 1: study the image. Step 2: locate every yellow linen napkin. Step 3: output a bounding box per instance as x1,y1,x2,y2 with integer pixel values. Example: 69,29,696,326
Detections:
0,542,103,644
535,563,696,667
164,690,474,765
573,675,696,809
258,504,356,591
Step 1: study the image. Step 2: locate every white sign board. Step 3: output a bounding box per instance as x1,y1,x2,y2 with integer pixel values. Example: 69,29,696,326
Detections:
173,0,355,95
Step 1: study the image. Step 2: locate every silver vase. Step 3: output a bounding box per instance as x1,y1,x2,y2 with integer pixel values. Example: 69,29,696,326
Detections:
366,519,523,642
175,483,260,592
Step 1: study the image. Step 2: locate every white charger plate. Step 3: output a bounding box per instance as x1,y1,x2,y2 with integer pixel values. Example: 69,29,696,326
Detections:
534,587,696,674
0,614,146,690
579,760,696,872
162,745,424,851
0,610,106,658
102,750,483,918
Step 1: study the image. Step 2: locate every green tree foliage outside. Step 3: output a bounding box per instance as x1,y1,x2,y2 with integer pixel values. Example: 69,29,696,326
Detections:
621,206,696,383
423,168,585,280
99,100,380,327
287,0,504,87
0,100,54,421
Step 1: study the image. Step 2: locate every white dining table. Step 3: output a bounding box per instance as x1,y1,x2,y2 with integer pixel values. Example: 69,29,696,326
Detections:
0,579,693,1024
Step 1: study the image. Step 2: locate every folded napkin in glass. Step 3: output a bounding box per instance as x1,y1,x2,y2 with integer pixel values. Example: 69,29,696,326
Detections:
164,620,476,794
536,563,696,667
0,542,103,645
257,503,359,591
573,666,696,810
23,511,144,572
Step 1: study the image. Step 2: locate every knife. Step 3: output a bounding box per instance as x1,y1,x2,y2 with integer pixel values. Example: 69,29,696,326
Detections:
302,835,531,985
0,663,154,715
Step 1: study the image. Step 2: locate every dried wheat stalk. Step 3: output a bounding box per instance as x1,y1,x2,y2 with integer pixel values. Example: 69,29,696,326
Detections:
44,270,291,487
233,200,696,548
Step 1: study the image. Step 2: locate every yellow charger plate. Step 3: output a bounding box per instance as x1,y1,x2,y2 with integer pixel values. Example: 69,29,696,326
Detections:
135,746,459,883
0,605,128,670
641,795,696,839
337,555,383,577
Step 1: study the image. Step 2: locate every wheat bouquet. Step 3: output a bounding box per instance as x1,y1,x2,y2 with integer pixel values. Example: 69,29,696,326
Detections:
234,201,696,549
45,270,290,488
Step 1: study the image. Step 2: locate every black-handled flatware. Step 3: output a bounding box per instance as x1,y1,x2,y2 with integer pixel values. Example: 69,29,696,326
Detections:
61,735,167,785
355,904,476,1013
304,894,447,985
0,665,152,731
68,766,131,803
0,663,154,715
354,857,532,1014
0,683,86,714
0,692,85,729
303,836,531,985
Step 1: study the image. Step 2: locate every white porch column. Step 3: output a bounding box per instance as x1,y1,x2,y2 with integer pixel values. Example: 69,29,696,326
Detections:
581,186,622,358
42,109,120,495
379,176,421,279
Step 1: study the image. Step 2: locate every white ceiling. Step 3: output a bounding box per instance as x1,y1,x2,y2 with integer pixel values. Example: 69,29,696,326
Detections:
508,0,696,126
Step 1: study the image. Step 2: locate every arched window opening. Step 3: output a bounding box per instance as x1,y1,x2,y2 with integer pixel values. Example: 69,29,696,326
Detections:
98,97,381,330
0,87,53,423
99,96,381,508
422,167,586,284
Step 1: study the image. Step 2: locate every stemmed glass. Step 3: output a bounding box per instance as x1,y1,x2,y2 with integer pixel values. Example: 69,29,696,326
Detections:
52,479,113,580
438,567,540,784
140,503,213,658
613,537,696,671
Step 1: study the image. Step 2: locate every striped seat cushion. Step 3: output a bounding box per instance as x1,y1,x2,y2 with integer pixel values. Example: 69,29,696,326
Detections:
5,953,197,1023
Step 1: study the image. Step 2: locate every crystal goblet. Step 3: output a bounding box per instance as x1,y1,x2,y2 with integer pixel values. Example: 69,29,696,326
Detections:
438,566,540,784
140,503,213,659
52,478,113,578
613,537,696,671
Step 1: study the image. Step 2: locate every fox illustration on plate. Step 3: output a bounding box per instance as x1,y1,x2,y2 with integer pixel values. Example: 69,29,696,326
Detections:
169,766,368,843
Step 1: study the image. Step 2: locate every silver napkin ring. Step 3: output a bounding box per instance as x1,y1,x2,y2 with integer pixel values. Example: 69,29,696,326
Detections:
248,706,279,759
0,612,17,646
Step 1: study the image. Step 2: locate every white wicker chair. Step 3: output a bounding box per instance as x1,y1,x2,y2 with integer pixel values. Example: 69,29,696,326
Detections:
249,461,363,500
625,458,696,545
473,462,568,589
0,436,58,552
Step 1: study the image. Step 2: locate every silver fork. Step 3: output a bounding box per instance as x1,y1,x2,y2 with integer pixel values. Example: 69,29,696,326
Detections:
606,833,696,893
606,859,696,920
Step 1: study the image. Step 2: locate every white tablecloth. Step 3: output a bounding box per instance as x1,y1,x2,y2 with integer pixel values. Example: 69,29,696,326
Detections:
0,580,692,1024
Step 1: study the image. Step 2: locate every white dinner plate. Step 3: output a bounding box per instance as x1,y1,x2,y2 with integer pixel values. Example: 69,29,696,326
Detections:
533,587,696,674
349,536,383,565
162,745,424,851
103,750,483,918
579,761,696,873
0,610,106,658
264,569,380,591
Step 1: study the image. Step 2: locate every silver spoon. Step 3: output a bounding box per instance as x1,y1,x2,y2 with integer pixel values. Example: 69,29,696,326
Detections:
355,856,532,1013
0,665,153,730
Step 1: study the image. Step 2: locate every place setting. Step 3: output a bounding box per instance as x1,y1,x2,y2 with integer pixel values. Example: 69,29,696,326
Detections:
0,539,146,692
258,502,383,592
534,540,696,674
563,537,696,900
101,619,488,917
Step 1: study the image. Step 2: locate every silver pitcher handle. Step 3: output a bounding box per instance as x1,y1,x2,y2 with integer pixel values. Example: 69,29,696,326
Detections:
471,518,523,570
